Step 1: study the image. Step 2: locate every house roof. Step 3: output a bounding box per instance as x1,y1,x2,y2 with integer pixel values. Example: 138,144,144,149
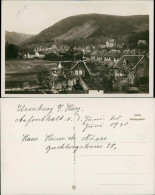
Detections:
114,55,147,69
91,50,98,56
121,50,131,55
106,39,115,43
113,51,123,58
29,52,35,55
138,40,147,43
105,60,114,67
60,61,78,71
86,61,103,75
96,50,107,57
104,50,118,57
80,76,103,90
71,61,92,76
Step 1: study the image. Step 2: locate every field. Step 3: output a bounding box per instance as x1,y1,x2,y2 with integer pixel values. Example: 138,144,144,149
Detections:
5,59,56,88
5,59,57,73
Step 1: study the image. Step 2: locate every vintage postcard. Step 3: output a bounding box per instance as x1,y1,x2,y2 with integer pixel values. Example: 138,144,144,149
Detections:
1,98,155,195
1,0,154,97
1,1,155,195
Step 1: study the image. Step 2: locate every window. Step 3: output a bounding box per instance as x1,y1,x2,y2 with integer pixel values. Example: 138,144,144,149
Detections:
75,70,78,75
79,70,83,75
123,59,128,65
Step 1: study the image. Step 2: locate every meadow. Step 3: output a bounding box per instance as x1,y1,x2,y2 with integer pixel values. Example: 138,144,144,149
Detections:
5,59,55,88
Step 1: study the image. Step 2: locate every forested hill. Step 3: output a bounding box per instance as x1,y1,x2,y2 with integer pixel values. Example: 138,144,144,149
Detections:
5,31,34,45
20,13,149,47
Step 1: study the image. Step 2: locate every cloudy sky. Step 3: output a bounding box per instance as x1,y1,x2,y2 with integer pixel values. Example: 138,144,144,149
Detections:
2,1,152,35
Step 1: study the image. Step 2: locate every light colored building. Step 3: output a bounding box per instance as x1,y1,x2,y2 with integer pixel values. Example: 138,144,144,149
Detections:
27,52,35,59
106,39,116,48
137,40,147,46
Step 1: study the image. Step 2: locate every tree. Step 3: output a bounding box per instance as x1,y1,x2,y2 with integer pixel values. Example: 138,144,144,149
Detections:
22,81,30,90
56,64,76,92
127,31,149,50
37,68,54,89
101,64,115,92
5,42,18,59
74,51,83,60
56,74,66,92
113,65,139,92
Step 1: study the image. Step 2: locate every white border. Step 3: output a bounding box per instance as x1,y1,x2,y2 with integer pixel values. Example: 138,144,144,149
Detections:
1,0,154,97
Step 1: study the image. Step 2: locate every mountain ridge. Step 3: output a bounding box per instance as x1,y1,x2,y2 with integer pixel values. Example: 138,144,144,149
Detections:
5,31,34,45
20,13,149,48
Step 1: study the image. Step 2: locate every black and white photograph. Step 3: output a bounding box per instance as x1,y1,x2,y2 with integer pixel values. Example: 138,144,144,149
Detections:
2,1,153,96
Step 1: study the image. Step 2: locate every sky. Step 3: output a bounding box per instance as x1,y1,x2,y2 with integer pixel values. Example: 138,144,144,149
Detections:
2,1,152,35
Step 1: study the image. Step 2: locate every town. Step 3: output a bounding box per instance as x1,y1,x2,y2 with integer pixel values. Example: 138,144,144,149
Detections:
5,38,149,94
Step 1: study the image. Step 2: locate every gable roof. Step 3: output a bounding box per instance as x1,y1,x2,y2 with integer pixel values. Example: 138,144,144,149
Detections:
60,61,77,70
113,51,123,58
96,50,107,57
114,55,147,69
71,61,92,76
80,76,103,90
104,50,118,57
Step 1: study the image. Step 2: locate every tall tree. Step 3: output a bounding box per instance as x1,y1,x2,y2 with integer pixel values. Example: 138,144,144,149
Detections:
37,68,54,89
5,42,18,59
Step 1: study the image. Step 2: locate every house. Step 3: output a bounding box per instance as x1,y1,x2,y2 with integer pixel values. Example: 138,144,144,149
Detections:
84,46,91,53
96,50,107,61
73,61,92,75
123,50,131,55
71,61,103,94
137,40,148,46
55,61,104,93
90,50,98,59
51,45,57,50
113,52,123,64
114,55,149,84
104,50,118,62
27,52,35,59
36,51,45,59
106,39,116,48
83,50,91,59
28,49,45,59
18,52,27,59
117,43,125,49
104,51,112,61
63,45,69,50
51,61,86,92
78,76,104,94
98,44,106,49
130,49,137,55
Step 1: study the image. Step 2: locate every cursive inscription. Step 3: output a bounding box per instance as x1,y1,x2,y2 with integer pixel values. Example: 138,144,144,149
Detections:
14,103,134,153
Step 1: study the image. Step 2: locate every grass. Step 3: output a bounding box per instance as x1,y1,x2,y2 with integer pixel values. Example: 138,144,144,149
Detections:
5,59,56,73
5,59,57,88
